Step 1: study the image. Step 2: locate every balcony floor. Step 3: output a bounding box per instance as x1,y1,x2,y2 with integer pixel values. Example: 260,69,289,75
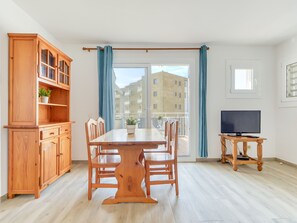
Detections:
178,136,189,156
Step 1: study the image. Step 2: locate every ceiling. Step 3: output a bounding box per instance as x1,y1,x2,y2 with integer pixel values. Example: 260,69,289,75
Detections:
12,0,297,45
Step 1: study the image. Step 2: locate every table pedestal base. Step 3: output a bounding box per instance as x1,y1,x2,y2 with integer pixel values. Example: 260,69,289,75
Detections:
103,196,158,204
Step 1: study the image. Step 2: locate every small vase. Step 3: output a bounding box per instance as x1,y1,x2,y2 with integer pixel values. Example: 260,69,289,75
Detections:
41,96,49,103
126,125,136,134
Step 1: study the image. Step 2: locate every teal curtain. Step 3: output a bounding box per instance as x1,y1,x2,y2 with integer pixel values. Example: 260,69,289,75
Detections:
97,46,114,131
198,45,208,157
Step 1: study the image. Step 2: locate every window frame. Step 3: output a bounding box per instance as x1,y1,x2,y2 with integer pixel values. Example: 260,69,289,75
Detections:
225,60,261,98
280,58,297,107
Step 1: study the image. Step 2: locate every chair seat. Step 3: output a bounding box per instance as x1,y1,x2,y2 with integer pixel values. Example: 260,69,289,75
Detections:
92,155,121,167
144,153,174,162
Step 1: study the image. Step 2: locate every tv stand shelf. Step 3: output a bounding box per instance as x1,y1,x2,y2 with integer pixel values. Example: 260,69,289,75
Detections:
219,134,266,171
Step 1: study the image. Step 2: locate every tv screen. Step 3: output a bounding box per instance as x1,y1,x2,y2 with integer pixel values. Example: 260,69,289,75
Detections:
221,110,261,135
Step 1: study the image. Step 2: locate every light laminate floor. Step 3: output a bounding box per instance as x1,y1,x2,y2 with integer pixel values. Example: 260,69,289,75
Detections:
1,161,297,223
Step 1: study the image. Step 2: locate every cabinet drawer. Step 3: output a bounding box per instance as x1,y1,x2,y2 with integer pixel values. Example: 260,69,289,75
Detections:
61,124,71,135
40,128,59,140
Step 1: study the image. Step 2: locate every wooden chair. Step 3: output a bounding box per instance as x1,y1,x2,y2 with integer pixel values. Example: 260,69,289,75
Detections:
97,117,119,155
144,120,179,196
85,118,120,200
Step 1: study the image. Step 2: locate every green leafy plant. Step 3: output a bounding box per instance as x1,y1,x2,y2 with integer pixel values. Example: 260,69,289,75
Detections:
39,88,51,97
126,117,137,125
157,115,163,120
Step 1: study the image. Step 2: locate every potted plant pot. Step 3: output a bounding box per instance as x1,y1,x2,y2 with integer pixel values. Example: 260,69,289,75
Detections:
40,96,49,103
126,124,136,134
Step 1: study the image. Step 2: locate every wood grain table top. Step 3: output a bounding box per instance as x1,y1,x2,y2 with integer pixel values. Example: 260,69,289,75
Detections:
89,128,166,146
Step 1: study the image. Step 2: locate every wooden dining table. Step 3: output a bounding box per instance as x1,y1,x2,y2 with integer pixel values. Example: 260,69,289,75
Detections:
89,128,166,204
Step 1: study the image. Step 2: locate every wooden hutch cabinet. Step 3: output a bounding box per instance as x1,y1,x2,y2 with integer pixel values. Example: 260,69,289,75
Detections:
6,33,73,199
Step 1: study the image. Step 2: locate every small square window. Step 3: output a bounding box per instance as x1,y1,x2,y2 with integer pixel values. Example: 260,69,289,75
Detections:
175,104,177,109
179,81,181,86
175,92,177,97
178,104,181,109
175,80,177,85
226,60,260,98
153,79,158,84
179,92,181,98
153,104,157,109
153,91,157,97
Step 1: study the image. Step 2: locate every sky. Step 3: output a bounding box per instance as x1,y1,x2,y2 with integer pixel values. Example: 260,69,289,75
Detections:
114,65,189,88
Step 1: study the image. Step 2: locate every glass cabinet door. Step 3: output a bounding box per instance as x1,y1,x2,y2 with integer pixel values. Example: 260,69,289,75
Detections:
58,55,70,89
39,42,57,83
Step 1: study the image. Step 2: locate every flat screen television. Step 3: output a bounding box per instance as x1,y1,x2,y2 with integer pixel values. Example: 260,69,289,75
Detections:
221,110,261,136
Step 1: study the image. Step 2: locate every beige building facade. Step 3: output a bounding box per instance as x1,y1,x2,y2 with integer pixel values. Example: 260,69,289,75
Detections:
115,71,188,118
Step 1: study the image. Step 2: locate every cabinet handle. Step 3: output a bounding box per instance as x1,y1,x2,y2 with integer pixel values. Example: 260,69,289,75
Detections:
50,132,55,135
51,142,57,145
64,129,68,132
60,153,63,155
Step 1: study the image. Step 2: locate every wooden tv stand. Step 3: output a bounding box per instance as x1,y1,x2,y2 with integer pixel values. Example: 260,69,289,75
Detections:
219,134,266,171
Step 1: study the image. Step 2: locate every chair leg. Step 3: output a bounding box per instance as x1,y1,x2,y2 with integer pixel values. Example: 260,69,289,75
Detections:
88,167,92,200
145,162,151,196
95,168,99,185
97,168,101,184
174,163,179,196
169,164,173,185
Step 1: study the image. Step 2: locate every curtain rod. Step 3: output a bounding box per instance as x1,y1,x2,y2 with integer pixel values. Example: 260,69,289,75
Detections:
82,47,209,52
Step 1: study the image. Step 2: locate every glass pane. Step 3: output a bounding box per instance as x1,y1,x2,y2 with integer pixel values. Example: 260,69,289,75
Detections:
234,69,253,90
65,76,69,85
49,52,55,67
65,63,69,74
59,61,64,72
49,68,55,80
286,62,297,98
41,64,47,77
113,68,147,129
60,73,64,83
151,65,190,156
41,50,48,63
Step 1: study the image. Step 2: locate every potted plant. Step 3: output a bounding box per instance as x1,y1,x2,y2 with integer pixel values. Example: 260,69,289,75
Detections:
126,117,138,134
39,88,51,103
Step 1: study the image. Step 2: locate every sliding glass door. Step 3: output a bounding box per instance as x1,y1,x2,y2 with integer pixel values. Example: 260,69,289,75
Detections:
113,64,190,157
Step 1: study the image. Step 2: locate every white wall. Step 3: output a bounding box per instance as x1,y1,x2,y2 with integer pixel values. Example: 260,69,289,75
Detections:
63,43,277,161
275,35,297,165
0,0,60,196
207,45,276,158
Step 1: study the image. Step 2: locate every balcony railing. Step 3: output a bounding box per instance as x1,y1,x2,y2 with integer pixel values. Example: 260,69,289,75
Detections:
114,112,189,136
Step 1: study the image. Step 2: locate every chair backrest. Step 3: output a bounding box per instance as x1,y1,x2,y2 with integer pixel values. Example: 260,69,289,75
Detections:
97,117,106,136
164,120,169,138
85,118,100,162
163,120,171,152
168,120,179,159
